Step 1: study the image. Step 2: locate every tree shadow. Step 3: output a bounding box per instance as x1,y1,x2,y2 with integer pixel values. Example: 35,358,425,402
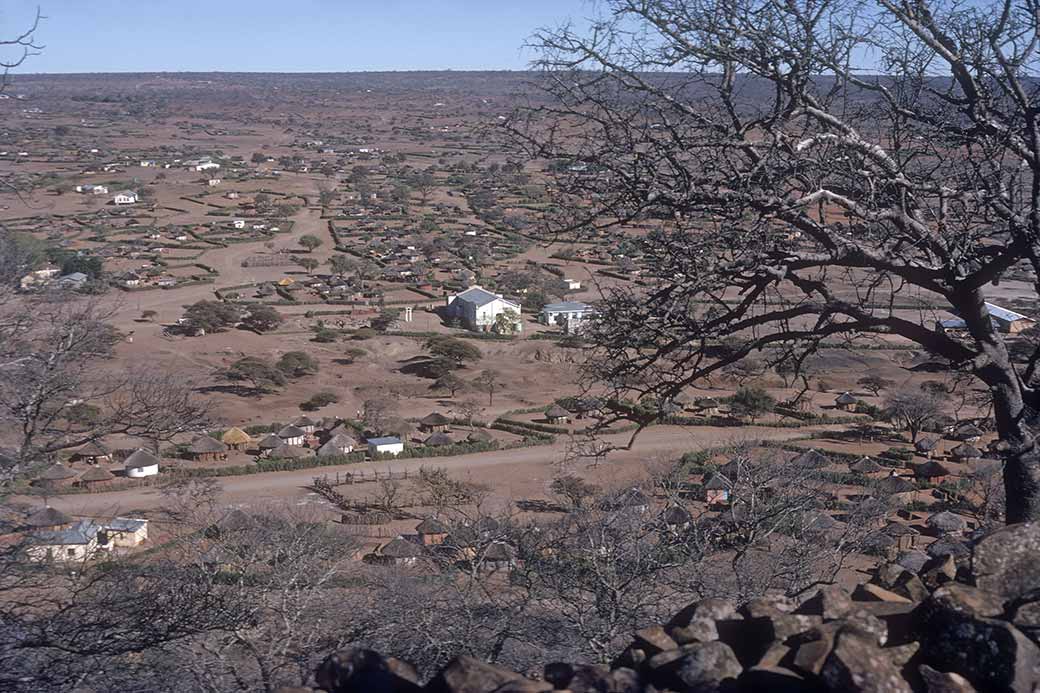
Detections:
194,384,266,398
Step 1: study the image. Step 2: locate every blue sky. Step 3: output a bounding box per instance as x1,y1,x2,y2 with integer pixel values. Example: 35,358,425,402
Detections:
2,0,594,73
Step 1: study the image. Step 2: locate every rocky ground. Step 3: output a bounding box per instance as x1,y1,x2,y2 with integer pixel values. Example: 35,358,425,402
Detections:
281,522,1040,692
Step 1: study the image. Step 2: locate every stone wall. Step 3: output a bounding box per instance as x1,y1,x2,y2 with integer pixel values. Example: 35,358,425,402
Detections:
285,523,1040,693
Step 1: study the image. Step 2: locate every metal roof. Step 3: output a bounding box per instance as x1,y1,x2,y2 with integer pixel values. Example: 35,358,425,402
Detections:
367,436,402,446
541,301,594,312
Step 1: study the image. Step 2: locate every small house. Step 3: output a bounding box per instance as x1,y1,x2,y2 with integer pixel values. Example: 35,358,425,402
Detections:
545,405,570,425
563,279,582,290
24,506,72,531
467,429,493,444
77,467,116,489
424,432,454,448
936,302,1036,335
953,424,983,443
445,285,522,333
113,190,138,206
914,460,952,484
124,449,160,478
849,457,886,479
368,436,404,457
951,443,982,462
695,398,721,416
28,519,102,562
481,541,517,571
419,412,451,433
267,444,314,460
221,427,252,451
277,425,307,447
539,301,595,332
257,434,283,455
915,437,939,458
317,433,356,458
600,487,650,513
70,442,111,465
927,511,968,536
703,473,732,506
835,392,857,411
415,517,450,546
792,449,829,469
877,473,916,497
207,178,221,187
35,463,78,488
371,536,424,566
232,219,246,229
188,435,228,463
292,416,318,435
102,517,149,548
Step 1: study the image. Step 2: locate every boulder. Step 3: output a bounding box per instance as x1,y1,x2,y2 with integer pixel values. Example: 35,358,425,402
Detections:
852,583,913,604
820,630,913,693
313,648,421,693
796,585,853,620
633,625,678,656
737,665,818,692
425,656,544,693
649,641,743,692
918,554,957,590
972,522,1040,602
918,665,978,693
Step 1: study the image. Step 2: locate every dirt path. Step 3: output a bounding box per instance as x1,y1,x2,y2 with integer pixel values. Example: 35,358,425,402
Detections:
35,425,832,518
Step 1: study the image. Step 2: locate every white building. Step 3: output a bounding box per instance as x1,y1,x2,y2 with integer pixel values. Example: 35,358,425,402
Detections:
75,184,109,195
232,219,246,229
367,436,404,457
207,178,221,186
113,190,139,205
187,157,221,172
27,517,149,562
124,449,160,478
540,301,596,332
446,285,522,333
563,279,582,290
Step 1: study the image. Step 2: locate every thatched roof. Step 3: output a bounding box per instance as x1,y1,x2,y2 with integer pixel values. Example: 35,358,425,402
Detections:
884,521,919,537
268,444,313,459
927,511,968,533
74,441,109,457
379,537,424,558
915,437,939,452
189,435,227,454
424,432,454,447
601,487,650,510
293,415,318,428
221,427,252,445
278,425,307,439
850,457,884,474
545,405,570,419
915,461,952,479
954,424,984,440
25,506,71,528
79,467,115,483
416,517,449,535
703,473,732,491
38,463,78,481
877,475,916,494
951,443,982,459
124,449,160,469
696,397,721,408
256,434,281,449
792,449,829,469
420,412,451,426
317,434,357,458
835,392,857,405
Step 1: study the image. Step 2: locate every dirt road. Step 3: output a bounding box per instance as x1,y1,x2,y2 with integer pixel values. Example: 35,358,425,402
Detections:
37,424,829,519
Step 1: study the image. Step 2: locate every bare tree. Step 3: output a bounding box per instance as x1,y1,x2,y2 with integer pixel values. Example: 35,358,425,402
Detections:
884,385,947,442
515,0,1040,521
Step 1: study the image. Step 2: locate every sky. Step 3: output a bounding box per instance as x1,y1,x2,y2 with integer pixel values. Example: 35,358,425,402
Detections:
1,0,595,73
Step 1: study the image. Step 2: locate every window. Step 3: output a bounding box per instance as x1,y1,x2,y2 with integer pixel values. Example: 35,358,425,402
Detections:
67,548,77,558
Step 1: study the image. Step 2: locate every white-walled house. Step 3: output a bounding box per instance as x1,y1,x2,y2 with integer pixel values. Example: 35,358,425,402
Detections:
367,436,404,457
563,279,582,290
232,219,246,229
27,517,149,562
446,285,522,333
113,190,138,205
124,449,160,478
540,301,596,332
207,178,221,186
75,184,109,195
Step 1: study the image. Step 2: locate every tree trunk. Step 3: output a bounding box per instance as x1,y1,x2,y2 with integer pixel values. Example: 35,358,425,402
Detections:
993,385,1040,523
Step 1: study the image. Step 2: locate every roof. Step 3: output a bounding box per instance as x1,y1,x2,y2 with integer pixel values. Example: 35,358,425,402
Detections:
278,425,307,439
601,487,650,509
268,444,313,459
983,302,1033,323
467,429,493,443
484,541,516,562
850,457,884,474
124,449,160,469
877,475,916,494
955,424,984,439
915,437,939,451
258,434,282,449
38,463,78,481
79,467,115,482
292,415,318,427
74,441,109,457
33,519,101,546
25,506,71,528
453,285,503,307
927,511,968,532
221,427,252,445
951,443,982,458
416,517,449,534
379,536,424,558
915,461,952,478
317,434,357,457
420,412,452,426
189,435,227,454
835,392,857,405
367,436,402,446
703,472,732,490
792,449,829,469
424,432,454,447
542,301,593,313
106,517,147,532
545,405,570,418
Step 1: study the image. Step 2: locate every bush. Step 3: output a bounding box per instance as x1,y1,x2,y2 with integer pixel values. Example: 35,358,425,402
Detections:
313,328,338,343
301,391,339,411
352,328,376,340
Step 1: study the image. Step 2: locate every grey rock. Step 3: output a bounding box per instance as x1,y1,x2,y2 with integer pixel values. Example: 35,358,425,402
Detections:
820,631,913,693
314,647,421,693
972,522,1040,602
651,641,742,692
918,665,977,693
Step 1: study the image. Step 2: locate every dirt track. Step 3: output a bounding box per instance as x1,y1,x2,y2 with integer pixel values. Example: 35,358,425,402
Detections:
37,424,834,519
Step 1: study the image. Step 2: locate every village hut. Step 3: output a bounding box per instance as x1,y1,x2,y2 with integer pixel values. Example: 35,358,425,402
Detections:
884,522,920,552
467,429,493,444
77,466,116,489
695,398,721,416
292,416,318,434
877,473,916,498
927,511,968,536
415,517,450,546
703,473,732,506
221,427,252,451
571,397,604,420
317,433,357,458
662,505,692,530
545,405,571,425
419,412,452,433
257,434,283,454
35,463,78,488
835,392,858,411
24,506,72,531
277,425,307,447
372,537,424,566
268,444,314,460
915,437,939,458
70,441,111,465
482,541,517,571
953,424,984,443
951,443,982,462
792,449,829,469
849,457,886,478
424,432,455,448
124,449,160,478
914,460,952,484
188,435,228,463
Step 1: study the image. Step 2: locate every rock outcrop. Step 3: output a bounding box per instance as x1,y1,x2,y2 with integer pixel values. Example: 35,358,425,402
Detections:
290,523,1040,693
